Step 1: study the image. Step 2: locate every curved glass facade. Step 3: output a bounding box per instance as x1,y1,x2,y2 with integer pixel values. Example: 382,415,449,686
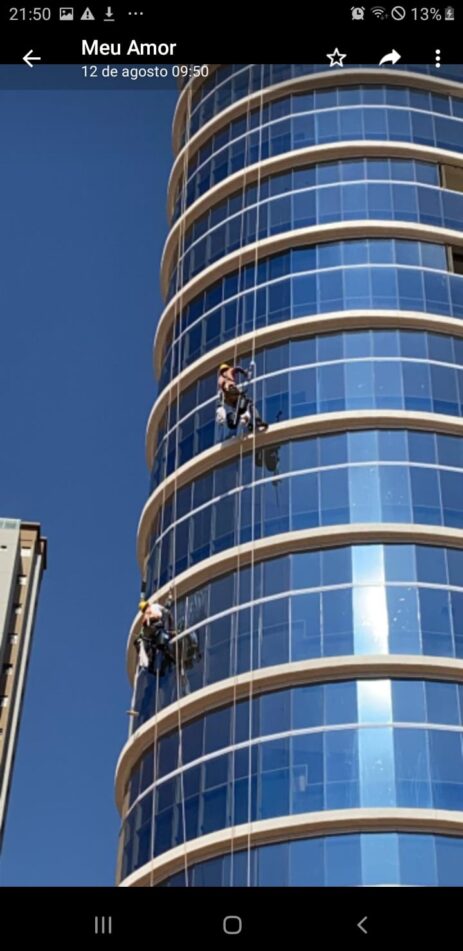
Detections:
159,833,463,886
120,678,463,878
135,543,463,724
152,329,463,490
168,158,458,297
117,65,463,887
173,85,463,219
147,429,463,589
159,239,463,391
130,678,463,789
183,64,463,141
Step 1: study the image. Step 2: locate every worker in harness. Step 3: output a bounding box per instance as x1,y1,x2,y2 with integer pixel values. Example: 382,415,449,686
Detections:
216,361,268,434
135,595,176,676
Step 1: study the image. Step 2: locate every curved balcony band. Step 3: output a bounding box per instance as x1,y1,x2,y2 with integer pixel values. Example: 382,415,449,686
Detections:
119,661,463,801
137,410,463,571
154,231,463,385
120,721,463,879
150,330,463,492
173,65,463,153
118,659,463,805
146,314,463,470
162,144,463,295
119,677,463,864
147,430,463,593
155,830,463,887
118,670,463,880
127,523,463,687
129,672,463,796
165,161,463,301
122,540,463,733
121,813,463,887
169,73,463,219
170,92,463,224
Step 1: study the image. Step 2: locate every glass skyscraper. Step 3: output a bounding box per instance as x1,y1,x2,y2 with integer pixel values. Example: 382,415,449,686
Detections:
116,63,463,887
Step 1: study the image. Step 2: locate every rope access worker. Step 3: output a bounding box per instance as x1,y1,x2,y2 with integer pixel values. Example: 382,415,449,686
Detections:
216,361,268,433
135,595,176,676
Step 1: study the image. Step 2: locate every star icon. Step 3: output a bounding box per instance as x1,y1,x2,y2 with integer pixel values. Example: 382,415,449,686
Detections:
326,47,347,67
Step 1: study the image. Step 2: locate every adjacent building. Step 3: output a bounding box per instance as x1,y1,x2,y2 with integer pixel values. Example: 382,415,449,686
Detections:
0,518,46,850
116,63,463,886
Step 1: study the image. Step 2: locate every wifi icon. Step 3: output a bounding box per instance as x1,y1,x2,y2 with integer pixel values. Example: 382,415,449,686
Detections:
371,5,387,16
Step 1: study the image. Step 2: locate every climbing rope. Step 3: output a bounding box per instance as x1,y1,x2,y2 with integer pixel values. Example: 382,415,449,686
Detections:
138,63,268,888
147,76,195,889
227,66,260,887
246,65,265,889
165,75,197,889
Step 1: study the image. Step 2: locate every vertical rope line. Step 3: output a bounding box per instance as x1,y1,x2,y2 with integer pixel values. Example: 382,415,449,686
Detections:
147,667,161,889
148,75,194,889
246,64,265,889
226,66,257,887
171,77,195,888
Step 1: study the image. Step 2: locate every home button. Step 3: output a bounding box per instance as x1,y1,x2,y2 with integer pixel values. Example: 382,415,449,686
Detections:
223,915,243,935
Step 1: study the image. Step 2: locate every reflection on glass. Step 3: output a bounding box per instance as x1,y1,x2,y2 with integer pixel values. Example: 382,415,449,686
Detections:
358,727,396,807
361,833,399,885
353,586,389,653
352,544,384,585
357,680,392,723
157,831,463,886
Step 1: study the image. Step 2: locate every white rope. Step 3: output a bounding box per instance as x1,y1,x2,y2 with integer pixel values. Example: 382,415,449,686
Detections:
170,77,196,889
147,665,161,887
227,66,257,887
148,76,195,889
144,66,266,888
246,65,265,889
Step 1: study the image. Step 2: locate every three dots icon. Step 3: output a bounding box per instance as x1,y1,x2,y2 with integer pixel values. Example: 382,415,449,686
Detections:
435,49,441,68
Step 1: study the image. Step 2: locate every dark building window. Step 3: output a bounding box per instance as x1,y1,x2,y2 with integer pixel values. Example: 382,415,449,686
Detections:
442,164,463,193
452,248,463,275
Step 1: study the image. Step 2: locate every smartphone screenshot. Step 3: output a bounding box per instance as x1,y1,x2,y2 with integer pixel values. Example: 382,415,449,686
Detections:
0,3,462,940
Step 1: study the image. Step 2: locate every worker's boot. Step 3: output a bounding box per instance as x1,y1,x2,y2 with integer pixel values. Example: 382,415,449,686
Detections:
244,403,268,433
256,419,269,432
254,406,269,431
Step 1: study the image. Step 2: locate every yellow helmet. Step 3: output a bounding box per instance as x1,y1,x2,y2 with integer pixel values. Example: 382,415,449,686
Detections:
219,362,230,371
139,599,149,611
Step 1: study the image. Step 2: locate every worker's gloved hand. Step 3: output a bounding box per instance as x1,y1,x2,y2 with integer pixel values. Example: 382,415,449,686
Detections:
216,405,226,425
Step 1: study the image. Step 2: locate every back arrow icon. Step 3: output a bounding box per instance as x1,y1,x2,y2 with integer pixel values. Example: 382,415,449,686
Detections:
357,916,368,934
379,49,401,66
23,50,41,68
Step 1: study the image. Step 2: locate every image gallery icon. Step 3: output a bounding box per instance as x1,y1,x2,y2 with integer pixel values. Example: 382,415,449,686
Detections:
59,7,74,19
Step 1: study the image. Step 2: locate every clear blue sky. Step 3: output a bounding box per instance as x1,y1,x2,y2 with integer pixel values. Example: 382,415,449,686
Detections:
0,76,177,884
